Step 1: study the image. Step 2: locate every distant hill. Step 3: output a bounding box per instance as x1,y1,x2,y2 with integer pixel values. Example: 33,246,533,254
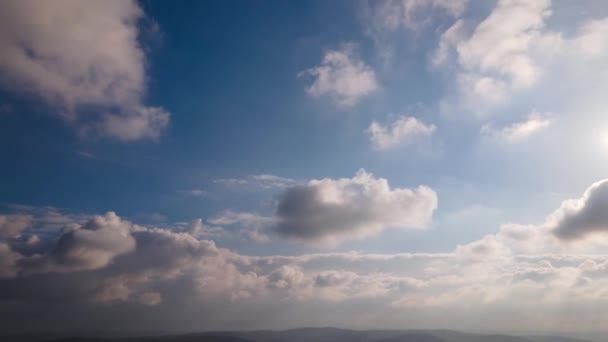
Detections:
376,332,445,342
4,327,596,342
527,337,591,342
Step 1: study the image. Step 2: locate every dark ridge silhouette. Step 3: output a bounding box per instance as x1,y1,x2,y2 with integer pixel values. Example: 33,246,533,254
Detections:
6,328,595,342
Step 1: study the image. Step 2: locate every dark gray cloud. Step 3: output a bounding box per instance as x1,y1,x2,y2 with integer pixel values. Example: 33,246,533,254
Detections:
550,179,608,240
273,169,437,246
17,212,136,274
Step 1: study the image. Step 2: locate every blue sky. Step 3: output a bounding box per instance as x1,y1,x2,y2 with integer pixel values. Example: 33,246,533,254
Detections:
4,0,608,334
1,0,586,250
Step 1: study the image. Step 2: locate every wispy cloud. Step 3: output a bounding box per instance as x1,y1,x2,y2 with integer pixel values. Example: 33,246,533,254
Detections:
366,115,436,150
215,174,298,190
177,189,212,198
208,210,274,243
481,112,551,143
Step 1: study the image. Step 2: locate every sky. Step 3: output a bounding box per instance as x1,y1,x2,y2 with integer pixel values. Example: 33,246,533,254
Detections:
3,0,608,335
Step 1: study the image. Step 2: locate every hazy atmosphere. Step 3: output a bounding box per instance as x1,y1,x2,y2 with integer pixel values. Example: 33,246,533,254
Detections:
3,0,608,339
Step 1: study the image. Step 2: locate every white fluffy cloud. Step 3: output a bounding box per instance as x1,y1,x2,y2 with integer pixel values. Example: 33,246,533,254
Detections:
300,44,378,107
481,112,551,143
367,115,436,150
273,169,437,246
0,0,169,141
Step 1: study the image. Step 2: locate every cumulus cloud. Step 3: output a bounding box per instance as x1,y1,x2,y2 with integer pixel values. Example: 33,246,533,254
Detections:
367,115,436,150
0,0,170,141
19,212,136,274
273,169,437,246
549,179,608,241
0,211,125,277
481,112,551,143
299,44,378,107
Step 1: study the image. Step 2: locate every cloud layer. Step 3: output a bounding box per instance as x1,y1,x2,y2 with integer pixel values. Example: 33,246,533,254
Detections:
4,179,608,333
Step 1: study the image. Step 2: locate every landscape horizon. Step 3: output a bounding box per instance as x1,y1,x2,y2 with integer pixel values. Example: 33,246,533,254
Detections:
4,327,607,342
